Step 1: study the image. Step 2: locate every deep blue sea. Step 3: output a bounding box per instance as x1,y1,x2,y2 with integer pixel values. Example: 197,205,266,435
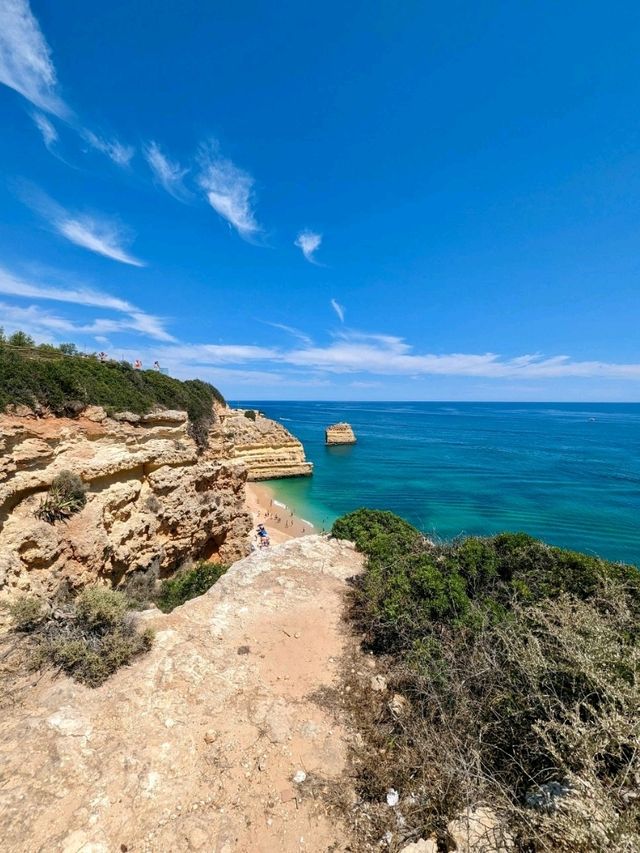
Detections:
236,402,640,566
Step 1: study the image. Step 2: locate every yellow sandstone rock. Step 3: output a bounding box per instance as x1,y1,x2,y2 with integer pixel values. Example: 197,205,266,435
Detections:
325,422,356,445
0,404,312,606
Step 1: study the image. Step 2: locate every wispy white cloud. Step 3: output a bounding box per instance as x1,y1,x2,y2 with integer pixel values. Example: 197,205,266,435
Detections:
31,110,57,148
0,2,141,170
295,230,322,263
82,130,135,167
0,0,68,116
0,300,169,341
262,321,313,346
330,298,345,323
18,185,145,266
154,343,278,364
282,333,640,379
56,215,145,267
144,141,189,200
197,141,260,239
0,265,133,312
0,265,174,341
138,329,640,382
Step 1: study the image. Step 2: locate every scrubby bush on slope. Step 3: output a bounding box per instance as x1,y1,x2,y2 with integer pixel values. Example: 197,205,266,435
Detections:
0,332,224,448
156,562,228,612
332,509,640,851
8,587,153,687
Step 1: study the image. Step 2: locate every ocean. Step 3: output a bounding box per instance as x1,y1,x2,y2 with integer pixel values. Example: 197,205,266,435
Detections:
236,402,640,566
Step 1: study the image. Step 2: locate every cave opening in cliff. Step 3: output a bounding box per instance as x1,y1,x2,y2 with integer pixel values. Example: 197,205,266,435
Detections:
200,531,227,562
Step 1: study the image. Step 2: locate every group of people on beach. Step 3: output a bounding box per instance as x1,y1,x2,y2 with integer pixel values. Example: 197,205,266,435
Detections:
254,498,325,549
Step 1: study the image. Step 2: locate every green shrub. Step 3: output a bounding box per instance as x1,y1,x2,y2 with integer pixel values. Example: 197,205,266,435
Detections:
74,587,129,628
45,626,154,688
6,595,45,631
333,509,640,653
7,330,34,347
156,562,228,613
0,333,225,449
35,470,87,523
244,409,257,421
10,585,153,687
332,508,423,556
333,509,640,851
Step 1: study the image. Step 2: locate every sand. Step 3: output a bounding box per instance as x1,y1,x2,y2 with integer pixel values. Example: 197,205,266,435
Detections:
245,482,318,546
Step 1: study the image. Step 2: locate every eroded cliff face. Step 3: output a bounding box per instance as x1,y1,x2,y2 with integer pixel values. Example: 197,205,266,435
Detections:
218,408,313,480
0,406,252,604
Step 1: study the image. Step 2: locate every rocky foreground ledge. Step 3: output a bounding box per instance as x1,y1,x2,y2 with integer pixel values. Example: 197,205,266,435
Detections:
0,536,363,853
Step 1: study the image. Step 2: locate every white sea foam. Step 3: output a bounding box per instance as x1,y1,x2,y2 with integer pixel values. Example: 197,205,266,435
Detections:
274,500,287,508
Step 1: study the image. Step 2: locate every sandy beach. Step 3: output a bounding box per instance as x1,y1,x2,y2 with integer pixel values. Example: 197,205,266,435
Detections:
245,481,318,546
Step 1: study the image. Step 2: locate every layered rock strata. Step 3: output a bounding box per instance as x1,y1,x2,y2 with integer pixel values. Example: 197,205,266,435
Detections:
0,406,252,604
325,422,356,445
219,408,313,480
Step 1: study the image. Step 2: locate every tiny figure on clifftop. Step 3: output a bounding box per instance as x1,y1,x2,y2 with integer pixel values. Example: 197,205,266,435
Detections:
257,524,270,548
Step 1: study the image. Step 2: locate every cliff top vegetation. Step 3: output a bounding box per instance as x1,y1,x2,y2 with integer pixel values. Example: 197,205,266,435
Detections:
333,508,640,851
0,329,224,448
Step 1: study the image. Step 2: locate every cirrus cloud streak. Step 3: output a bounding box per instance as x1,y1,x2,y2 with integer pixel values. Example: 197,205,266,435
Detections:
0,265,174,341
0,0,68,116
149,331,640,381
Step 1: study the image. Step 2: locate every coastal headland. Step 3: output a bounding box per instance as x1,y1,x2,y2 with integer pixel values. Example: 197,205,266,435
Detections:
1,342,638,852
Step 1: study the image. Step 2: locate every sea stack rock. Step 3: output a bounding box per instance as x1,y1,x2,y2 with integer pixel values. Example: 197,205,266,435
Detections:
325,422,357,446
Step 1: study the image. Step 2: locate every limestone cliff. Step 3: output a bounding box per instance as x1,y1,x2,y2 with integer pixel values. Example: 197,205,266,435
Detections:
0,406,252,604
325,422,357,445
0,402,314,605
218,408,313,480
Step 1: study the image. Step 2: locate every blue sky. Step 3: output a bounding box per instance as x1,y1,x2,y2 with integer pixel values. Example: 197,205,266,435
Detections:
1,0,639,400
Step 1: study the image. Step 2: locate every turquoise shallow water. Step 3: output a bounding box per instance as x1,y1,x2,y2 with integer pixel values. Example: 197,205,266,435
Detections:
235,402,640,566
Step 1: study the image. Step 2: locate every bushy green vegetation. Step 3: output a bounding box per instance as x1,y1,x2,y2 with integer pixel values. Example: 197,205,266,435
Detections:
35,470,87,523
243,408,257,421
9,587,153,687
0,331,224,448
6,561,229,685
333,509,640,851
156,561,228,613
6,595,44,631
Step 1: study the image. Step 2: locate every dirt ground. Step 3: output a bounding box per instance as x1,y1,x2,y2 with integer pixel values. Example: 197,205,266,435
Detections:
0,536,364,853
